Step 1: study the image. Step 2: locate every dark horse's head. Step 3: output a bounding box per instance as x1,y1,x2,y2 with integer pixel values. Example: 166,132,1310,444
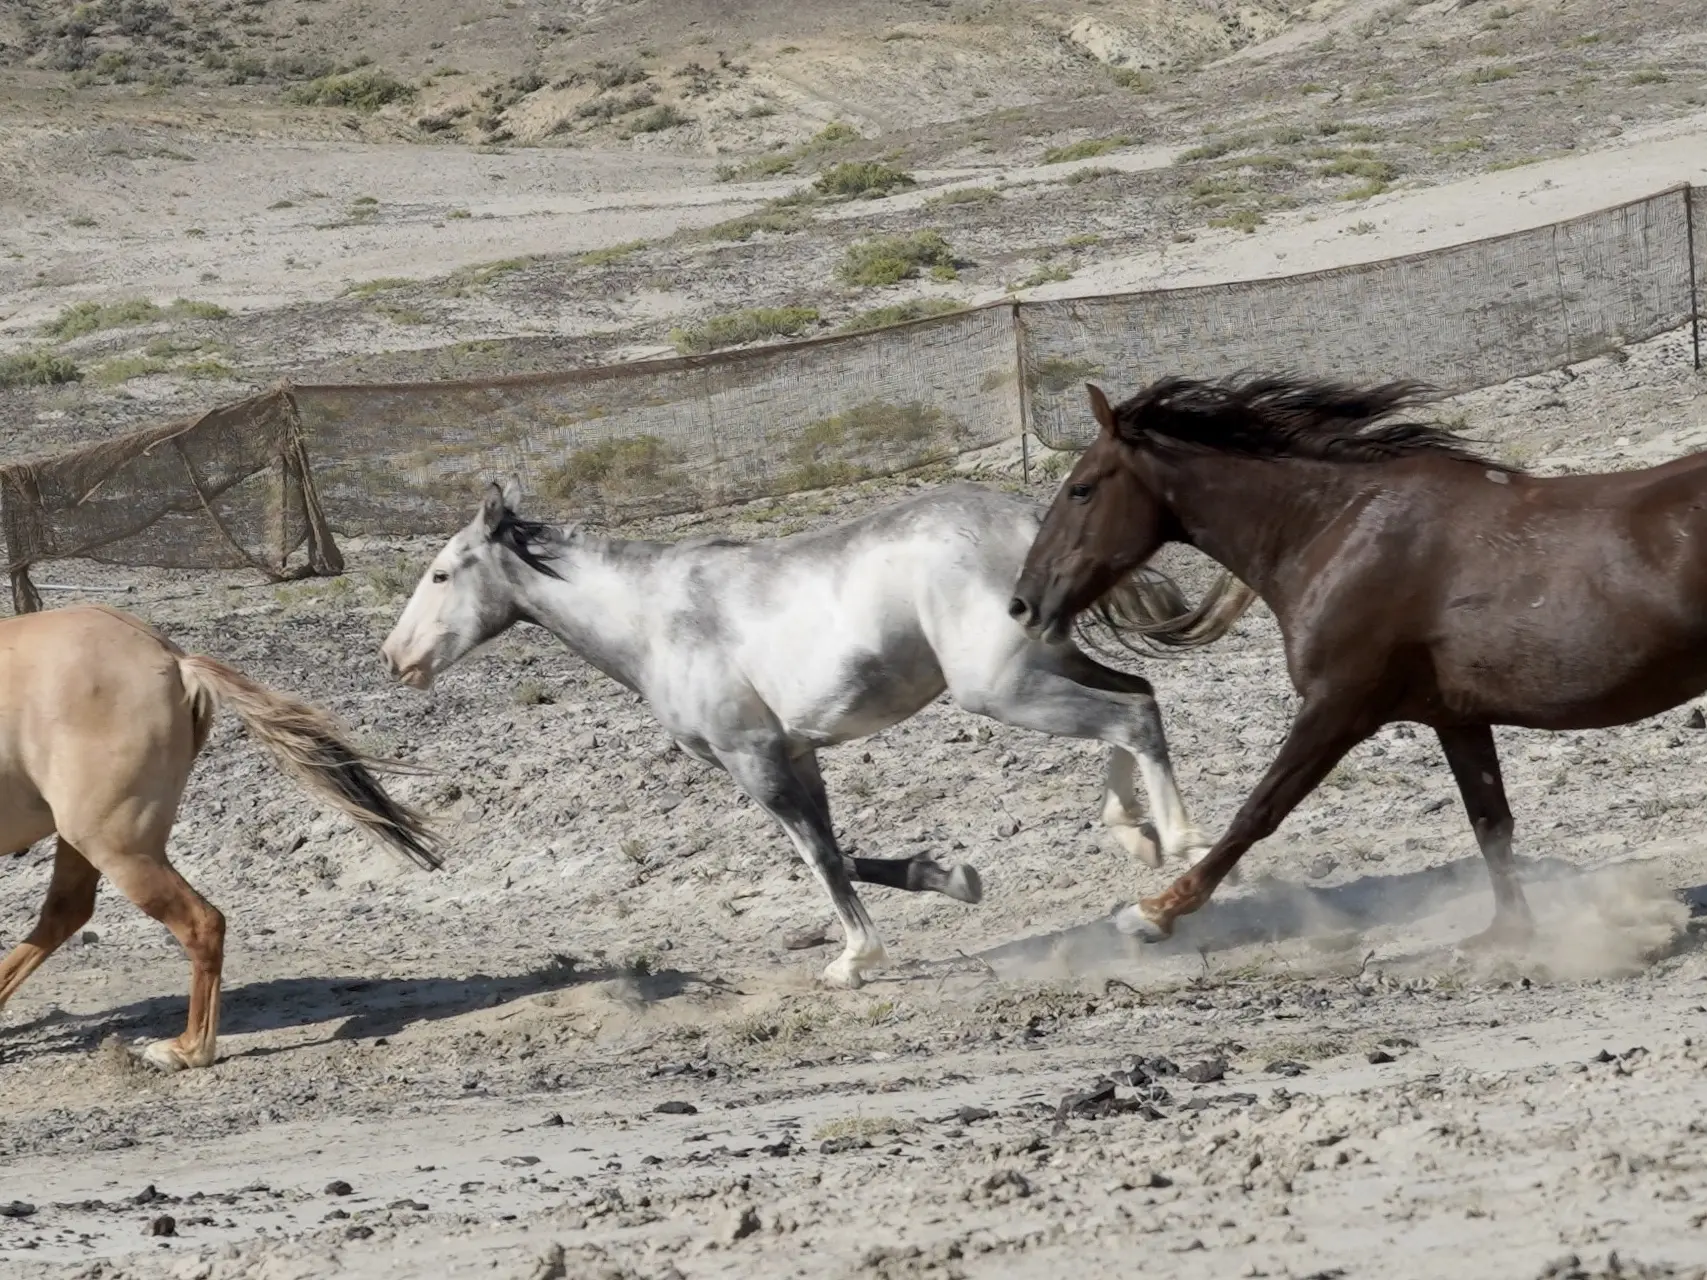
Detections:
1009,373,1465,641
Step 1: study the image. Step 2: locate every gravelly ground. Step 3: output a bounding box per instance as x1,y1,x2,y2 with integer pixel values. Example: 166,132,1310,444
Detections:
3,324,1707,1279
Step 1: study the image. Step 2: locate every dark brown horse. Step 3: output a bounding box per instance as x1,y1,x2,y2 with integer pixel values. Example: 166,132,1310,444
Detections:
1009,373,1707,948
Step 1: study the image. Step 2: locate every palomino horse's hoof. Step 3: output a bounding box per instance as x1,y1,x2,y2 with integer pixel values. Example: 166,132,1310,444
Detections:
139,1040,196,1072
944,864,983,905
1112,903,1172,943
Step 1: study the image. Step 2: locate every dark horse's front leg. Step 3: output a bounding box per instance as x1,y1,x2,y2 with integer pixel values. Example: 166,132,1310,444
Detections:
1116,696,1377,941
1435,723,1533,947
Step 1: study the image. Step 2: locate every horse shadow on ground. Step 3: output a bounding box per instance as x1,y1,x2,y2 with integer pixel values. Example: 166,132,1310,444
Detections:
966,854,1707,979
1,960,713,1065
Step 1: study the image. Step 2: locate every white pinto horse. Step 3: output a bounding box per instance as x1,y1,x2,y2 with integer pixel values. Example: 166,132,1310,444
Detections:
381,480,1249,987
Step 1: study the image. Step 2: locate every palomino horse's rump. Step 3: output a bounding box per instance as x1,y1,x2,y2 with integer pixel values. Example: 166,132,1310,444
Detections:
0,604,439,1071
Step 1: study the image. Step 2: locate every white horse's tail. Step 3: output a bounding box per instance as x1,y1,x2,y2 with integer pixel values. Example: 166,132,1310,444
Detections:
1080,566,1256,655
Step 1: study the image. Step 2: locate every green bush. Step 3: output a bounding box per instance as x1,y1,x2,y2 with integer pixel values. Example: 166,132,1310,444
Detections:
814,162,915,198
837,231,955,288
671,306,819,354
837,299,965,333
539,435,687,503
286,69,417,111
1042,136,1129,165
0,349,82,388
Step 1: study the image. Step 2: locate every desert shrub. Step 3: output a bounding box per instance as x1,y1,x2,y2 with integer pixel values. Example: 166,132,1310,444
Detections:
286,69,416,111
837,231,954,288
0,349,83,388
671,307,818,354
814,162,915,198
539,435,688,504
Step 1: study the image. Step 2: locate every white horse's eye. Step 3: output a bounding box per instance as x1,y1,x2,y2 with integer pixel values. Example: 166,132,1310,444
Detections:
431,570,449,584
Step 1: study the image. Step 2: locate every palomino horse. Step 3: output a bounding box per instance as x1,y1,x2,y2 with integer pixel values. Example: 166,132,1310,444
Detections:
0,605,439,1069
381,480,1248,988
1011,373,1707,947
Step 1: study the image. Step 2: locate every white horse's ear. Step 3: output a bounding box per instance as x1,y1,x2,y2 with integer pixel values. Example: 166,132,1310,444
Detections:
479,482,507,534
501,476,523,512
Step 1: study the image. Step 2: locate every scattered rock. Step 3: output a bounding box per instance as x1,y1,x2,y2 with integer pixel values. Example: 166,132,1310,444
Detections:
1421,797,1450,814
526,1242,567,1280
148,1214,176,1238
1687,708,1705,730
387,1198,428,1211
132,1185,171,1206
949,1106,994,1124
324,1180,353,1196
541,1113,564,1127
1183,1057,1227,1084
973,1169,1032,1204
345,1225,375,1241
783,922,830,950
0,1202,37,1219
1265,1060,1309,1077
1367,1049,1396,1065
820,1135,871,1155
724,1205,761,1244
655,790,685,814
501,1155,541,1167
654,1100,698,1115
1307,855,1338,880
993,816,1020,838
80,929,99,945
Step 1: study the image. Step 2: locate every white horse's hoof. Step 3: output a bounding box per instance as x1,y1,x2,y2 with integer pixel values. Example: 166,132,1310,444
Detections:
822,947,887,989
1112,822,1163,869
944,864,983,905
1113,904,1170,943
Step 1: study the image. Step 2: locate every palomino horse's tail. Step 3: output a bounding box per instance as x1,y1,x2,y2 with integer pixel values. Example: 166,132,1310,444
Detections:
1080,566,1257,655
176,654,443,871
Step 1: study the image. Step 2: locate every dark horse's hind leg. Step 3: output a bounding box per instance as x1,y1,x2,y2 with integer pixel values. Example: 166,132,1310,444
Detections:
1435,724,1534,949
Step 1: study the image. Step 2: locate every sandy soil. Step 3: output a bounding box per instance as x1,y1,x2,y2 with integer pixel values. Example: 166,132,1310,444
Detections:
5,2,1707,1278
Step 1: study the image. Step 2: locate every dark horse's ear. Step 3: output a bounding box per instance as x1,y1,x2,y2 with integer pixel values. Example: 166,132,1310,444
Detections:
479,481,507,535
1086,384,1117,438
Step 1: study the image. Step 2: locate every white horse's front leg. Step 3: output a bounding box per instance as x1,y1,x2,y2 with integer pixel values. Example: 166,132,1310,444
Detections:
716,745,889,989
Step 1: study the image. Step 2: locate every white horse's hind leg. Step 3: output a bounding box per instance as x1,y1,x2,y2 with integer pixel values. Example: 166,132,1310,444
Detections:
1101,748,1162,868
716,745,888,989
948,640,1215,876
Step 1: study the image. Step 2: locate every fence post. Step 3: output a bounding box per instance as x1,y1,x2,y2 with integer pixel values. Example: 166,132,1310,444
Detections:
278,387,345,576
1,470,43,615
1011,300,1031,484
1687,183,1702,372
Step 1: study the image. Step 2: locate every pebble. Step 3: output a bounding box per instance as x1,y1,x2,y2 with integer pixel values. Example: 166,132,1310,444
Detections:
0,1202,36,1219
655,1100,698,1115
1367,1049,1395,1065
324,1180,353,1196
148,1215,176,1238
724,1205,761,1244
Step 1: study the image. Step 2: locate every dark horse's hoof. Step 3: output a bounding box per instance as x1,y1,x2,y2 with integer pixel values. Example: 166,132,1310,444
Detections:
1112,903,1171,943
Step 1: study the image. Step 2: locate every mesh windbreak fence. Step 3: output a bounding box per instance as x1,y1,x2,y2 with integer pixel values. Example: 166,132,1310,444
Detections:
1,391,307,576
1020,187,1697,448
290,303,1023,535
1692,185,1706,370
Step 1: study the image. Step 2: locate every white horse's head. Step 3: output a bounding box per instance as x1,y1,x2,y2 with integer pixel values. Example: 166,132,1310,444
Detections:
381,478,552,689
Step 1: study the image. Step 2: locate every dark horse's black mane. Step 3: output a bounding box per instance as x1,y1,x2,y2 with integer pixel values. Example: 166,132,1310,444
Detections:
1111,373,1516,471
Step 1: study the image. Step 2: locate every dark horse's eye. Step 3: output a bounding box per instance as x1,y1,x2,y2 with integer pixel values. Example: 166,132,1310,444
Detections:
431,570,450,584
1069,483,1092,501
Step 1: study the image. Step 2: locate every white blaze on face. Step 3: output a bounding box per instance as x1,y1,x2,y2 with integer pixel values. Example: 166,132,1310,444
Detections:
381,532,490,689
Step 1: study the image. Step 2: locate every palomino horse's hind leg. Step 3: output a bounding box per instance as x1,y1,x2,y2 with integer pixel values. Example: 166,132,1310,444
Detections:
91,845,226,1070
0,838,101,1013
716,745,888,989
1435,724,1534,950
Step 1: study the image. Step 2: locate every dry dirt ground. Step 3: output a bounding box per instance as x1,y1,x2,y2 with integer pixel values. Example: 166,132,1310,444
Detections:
5,2,1707,1279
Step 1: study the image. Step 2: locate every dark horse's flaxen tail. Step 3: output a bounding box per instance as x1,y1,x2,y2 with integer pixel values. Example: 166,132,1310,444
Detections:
176,653,443,870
